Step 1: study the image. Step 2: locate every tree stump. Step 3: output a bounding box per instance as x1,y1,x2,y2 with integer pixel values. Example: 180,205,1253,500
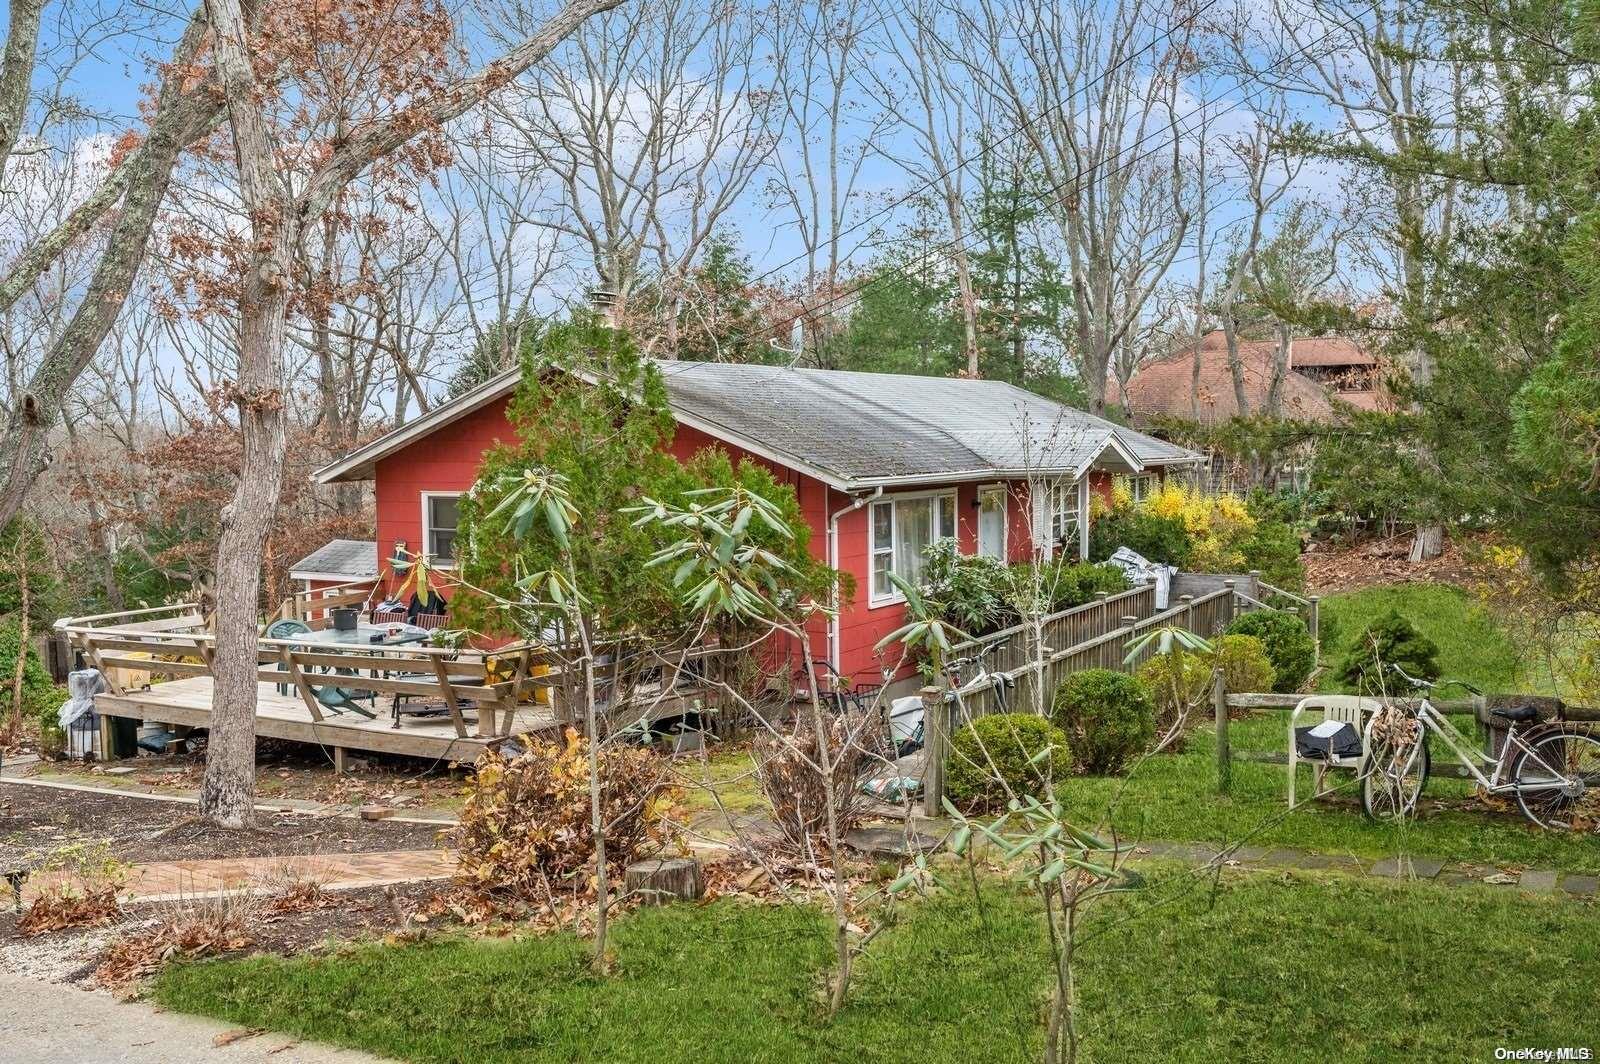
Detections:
624,857,704,905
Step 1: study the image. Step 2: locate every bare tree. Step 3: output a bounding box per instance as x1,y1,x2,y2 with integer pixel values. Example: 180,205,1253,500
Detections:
865,0,982,374
199,0,625,828
766,0,893,364
958,0,1199,411
485,0,775,354
0,5,223,528
1213,102,1301,416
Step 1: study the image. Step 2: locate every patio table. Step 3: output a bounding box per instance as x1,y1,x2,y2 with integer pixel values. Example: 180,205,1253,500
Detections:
277,624,435,720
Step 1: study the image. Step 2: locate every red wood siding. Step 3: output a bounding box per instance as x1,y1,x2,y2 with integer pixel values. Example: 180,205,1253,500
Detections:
370,394,1064,684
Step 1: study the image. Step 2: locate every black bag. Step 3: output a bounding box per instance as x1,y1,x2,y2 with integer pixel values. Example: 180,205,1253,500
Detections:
1294,722,1362,761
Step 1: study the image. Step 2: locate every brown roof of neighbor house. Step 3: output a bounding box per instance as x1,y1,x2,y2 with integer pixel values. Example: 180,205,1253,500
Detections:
1281,335,1377,367
1110,331,1386,423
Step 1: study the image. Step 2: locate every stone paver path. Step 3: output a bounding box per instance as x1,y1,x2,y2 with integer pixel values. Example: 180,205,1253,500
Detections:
1123,839,1597,897
22,849,457,905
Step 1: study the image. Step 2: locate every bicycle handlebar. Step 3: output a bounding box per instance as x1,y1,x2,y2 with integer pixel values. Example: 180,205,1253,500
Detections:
1387,663,1480,696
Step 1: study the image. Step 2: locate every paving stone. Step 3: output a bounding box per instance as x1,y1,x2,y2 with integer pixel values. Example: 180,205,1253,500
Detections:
842,826,940,858
1143,842,1220,864
1369,856,1444,880
1561,874,1598,897
1518,869,1559,893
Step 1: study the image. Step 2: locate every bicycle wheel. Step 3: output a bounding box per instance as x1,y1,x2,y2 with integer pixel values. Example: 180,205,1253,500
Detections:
1361,709,1431,821
1511,729,1600,831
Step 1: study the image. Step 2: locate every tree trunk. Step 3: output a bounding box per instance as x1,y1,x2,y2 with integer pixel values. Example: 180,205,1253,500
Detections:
624,857,704,903
6,541,29,741
199,0,298,829
1221,314,1250,418
1409,524,1443,562
0,12,219,529
1265,325,1292,418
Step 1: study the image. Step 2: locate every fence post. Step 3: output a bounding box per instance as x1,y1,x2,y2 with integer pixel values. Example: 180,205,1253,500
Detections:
1222,579,1237,630
1213,667,1230,794
1308,595,1321,664
1248,569,1262,600
1178,594,1193,633
920,685,948,818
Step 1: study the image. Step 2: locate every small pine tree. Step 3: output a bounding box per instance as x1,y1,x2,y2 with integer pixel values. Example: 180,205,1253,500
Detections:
1338,609,1441,691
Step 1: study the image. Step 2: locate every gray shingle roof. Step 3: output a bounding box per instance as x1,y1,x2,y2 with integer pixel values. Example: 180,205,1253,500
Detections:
314,361,1200,488
288,539,378,579
656,361,1199,484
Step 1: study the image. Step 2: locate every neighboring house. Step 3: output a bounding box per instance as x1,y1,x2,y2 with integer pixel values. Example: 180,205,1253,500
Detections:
288,538,381,588
310,361,1202,683
1111,330,1391,425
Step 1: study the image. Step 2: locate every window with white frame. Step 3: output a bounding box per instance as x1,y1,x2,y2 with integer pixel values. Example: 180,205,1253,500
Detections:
422,493,461,565
1129,473,1156,503
870,492,958,603
1047,479,1082,553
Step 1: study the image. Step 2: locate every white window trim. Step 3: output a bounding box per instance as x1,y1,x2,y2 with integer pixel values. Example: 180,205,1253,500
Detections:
868,489,960,608
977,483,1008,562
420,491,462,569
1033,477,1089,561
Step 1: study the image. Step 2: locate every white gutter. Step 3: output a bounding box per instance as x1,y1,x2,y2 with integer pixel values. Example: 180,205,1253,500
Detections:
826,486,883,674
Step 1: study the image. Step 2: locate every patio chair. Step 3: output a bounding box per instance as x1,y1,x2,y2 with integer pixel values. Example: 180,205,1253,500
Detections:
387,634,478,730
1287,695,1382,806
264,618,312,696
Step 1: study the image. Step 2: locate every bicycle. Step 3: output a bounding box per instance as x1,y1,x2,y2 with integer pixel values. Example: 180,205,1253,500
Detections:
1360,665,1600,830
944,639,1017,725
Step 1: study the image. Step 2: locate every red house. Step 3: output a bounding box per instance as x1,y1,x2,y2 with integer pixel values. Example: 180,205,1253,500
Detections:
304,362,1201,686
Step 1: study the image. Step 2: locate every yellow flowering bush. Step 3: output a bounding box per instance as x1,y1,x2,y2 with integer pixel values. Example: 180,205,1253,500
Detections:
1097,478,1304,587
1125,481,1256,569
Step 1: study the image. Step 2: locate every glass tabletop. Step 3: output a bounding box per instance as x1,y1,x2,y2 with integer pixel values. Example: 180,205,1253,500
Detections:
296,623,431,647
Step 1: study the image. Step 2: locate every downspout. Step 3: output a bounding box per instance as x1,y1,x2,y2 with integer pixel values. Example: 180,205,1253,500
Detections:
826,486,884,674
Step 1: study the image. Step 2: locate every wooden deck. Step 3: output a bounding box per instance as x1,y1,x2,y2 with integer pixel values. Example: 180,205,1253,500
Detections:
95,676,562,764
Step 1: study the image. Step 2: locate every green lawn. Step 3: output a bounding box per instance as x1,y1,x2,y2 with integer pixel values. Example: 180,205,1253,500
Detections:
1315,583,1539,695
1060,712,1600,873
155,870,1600,1061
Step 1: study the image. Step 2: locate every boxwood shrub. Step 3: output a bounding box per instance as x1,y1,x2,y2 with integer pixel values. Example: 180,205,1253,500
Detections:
945,713,1070,811
1050,668,1156,775
1225,610,1315,693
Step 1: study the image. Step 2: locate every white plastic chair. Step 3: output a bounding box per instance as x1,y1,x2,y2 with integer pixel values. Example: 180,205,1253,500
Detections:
1287,695,1382,805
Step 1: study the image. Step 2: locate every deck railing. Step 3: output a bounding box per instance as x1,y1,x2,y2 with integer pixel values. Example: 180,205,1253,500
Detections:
55,603,546,739
276,579,380,627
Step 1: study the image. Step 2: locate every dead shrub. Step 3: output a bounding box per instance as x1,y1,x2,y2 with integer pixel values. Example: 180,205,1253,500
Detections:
94,892,255,987
753,710,887,853
18,884,122,936
259,857,332,917
16,840,128,936
454,728,681,906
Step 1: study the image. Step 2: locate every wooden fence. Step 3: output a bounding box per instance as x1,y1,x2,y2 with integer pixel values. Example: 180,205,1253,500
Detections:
945,582,1158,678
951,583,1238,720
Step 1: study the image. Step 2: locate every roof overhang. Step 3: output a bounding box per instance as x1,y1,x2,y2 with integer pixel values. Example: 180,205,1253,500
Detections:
1074,432,1145,478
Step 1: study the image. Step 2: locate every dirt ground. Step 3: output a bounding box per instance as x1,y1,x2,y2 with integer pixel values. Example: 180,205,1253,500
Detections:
0,781,451,865
27,737,469,815
0,881,454,987
1303,532,1486,595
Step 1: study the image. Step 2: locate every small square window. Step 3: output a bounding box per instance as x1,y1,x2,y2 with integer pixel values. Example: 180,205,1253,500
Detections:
425,495,460,564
